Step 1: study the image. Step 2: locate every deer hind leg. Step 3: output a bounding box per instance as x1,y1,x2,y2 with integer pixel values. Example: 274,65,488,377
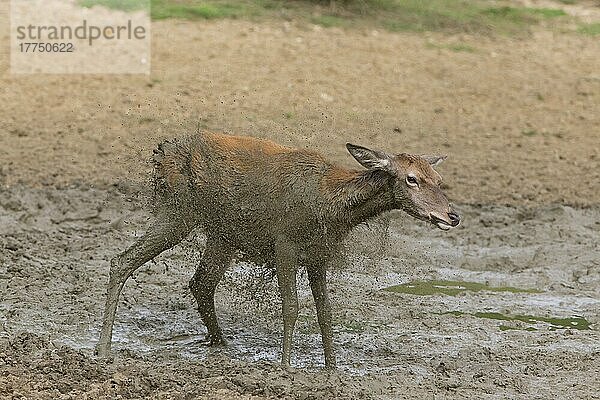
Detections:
96,213,194,358
189,236,234,346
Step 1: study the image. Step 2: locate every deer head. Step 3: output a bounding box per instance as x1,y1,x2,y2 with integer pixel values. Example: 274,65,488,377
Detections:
346,143,460,230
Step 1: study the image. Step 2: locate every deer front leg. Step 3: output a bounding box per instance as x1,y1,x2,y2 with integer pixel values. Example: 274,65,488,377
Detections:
275,239,299,368
307,265,336,369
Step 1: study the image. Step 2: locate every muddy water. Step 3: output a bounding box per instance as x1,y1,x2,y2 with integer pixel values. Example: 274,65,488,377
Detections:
1,184,599,399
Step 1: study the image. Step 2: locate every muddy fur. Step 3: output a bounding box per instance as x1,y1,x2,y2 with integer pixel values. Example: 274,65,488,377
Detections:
96,131,458,368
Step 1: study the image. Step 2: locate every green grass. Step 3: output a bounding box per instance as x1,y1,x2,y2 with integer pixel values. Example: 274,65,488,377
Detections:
79,0,149,11
385,280,541,296
79,0,257,19
499,324,538,332
338,320,368,333
367,2,567,35
443,310,591,331
524,8,567,18
379,2,562,34
578,22,600,36
310,14,347,28
483,6,566,20
426,42,477,53
151,0,253,20
78,0,574,35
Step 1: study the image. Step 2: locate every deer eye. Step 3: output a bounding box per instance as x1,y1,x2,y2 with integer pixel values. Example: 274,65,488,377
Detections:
406,175,418,187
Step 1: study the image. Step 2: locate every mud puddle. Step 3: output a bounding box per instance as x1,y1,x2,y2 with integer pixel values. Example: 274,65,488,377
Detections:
445,311,591,331
385,280,593,332
1,184,600,399
385,280,542,295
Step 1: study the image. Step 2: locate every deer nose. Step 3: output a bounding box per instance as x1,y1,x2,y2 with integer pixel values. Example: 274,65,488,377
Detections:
448,212,460,226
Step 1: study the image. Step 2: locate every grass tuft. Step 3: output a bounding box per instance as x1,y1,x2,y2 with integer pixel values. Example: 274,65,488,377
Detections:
578,22,600,36
380,2,566,35
151,1,251,20
79,0,149,11
310,14,347,28
385,280,541,296
444,310,591,331
426,42,477,53
525,8,567,18
78,0,574,36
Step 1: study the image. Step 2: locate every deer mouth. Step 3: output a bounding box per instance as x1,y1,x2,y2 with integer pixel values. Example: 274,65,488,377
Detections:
429,212,458,231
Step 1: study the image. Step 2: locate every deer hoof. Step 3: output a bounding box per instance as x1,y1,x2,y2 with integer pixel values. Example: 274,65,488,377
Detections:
200,334,227,347
94,344,115,361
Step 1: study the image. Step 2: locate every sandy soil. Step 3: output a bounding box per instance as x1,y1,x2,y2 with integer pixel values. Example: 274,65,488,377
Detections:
1,1,600,399
0,13,599,205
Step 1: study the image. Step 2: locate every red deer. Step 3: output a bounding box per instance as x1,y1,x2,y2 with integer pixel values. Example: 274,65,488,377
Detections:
96,131,460,369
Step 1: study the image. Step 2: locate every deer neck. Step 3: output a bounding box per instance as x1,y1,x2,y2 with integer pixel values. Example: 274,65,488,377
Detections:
325,168,395,229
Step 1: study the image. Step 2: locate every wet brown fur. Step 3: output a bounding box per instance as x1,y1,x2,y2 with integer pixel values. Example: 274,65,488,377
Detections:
97,131,458,369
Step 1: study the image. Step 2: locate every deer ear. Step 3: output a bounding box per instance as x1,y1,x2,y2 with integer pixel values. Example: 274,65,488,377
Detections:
421,155,447,168
346,143,392,171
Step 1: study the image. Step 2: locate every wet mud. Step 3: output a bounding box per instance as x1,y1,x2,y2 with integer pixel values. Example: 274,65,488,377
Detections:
1,184,599,399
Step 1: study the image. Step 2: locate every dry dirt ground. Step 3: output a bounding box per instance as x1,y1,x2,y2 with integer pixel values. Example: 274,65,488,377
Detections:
1,1,600,399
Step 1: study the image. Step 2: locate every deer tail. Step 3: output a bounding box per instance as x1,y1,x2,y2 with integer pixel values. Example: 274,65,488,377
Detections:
152,139,193,208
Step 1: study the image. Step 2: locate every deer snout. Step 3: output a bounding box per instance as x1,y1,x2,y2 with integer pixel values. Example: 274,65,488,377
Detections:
429,209,460,230
448,211,460,227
